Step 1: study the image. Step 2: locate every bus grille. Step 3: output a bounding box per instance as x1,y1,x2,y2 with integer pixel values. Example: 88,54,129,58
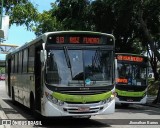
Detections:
63,102,104,114
63,106,103,114
59,90,107,95
118,96,143,102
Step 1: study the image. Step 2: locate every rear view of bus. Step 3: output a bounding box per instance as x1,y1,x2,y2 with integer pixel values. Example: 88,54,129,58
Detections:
115,53,148,106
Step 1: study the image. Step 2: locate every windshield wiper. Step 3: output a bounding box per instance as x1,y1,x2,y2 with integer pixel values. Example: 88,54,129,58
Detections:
64,46,71,68
63,46,73,79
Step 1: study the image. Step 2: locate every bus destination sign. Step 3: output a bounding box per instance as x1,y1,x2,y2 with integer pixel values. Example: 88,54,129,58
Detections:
47,34,113,45
56,36,100,44
117,55,144,62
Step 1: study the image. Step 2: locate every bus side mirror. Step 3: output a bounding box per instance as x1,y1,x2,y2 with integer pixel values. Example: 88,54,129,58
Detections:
40,50,47,63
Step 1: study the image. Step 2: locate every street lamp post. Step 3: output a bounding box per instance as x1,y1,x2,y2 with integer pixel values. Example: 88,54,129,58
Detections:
0,0,4,40
0,0,3,29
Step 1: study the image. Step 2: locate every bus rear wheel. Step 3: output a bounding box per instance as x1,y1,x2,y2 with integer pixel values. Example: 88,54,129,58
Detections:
30,93,35,113
11,87,16,104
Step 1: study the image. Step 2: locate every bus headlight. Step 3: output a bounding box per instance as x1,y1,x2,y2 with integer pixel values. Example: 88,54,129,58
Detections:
45,92,64,106
102,97,112,104
101,92,116,104
58,101,64,106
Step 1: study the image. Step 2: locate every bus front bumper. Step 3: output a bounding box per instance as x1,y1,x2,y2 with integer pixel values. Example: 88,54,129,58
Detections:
115,95,147,104
42,99,115,117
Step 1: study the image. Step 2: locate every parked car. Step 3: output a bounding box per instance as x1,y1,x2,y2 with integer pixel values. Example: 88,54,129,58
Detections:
0,74,5,80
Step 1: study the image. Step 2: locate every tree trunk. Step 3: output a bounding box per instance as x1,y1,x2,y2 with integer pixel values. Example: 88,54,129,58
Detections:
153,85,160,104
138,1,160,103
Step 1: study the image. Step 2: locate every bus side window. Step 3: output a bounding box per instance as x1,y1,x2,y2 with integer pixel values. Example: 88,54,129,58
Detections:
22,49,28,73
28,45,35,73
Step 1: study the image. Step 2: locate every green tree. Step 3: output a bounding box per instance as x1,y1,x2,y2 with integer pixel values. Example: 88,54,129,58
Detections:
51,0,92,30
90,0,142,53
2,0,38,30
136,0,160,103
33,10,63,36
34,0,92,36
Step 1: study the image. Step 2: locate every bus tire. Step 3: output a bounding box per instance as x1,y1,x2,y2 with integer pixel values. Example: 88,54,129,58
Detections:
121,103,129,107
82,116,91,119
73,115,91,119
11,87,16,104
29,92,40,118
30,92,35,113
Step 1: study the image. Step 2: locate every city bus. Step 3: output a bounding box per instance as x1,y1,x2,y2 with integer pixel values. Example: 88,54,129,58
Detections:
5,31,115,118
115,53,149,106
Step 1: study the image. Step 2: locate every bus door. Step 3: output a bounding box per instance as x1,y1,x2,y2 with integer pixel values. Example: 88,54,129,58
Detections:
35,46,42,112
7,58,11,97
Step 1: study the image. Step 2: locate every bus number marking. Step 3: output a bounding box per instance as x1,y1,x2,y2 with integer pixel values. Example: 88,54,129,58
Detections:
56,37,64,43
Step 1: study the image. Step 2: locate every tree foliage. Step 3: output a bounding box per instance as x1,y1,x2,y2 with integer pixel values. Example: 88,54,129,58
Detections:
52,0,92,30
33,10,63,36
2,0,38,30
35,0,145,53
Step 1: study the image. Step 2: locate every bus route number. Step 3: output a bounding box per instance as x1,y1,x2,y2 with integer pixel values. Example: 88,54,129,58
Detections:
56,37,64,43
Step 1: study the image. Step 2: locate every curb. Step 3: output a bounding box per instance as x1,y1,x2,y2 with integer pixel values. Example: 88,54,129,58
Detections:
0,98,9,119
0,110,8,119
0,98,11,128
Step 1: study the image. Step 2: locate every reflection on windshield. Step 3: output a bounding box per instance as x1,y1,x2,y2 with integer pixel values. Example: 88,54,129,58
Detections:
116,63,147,86
46,49,112,87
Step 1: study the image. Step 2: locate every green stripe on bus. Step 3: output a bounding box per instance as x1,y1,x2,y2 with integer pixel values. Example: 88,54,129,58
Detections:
116,89,146,97
52,91,112,103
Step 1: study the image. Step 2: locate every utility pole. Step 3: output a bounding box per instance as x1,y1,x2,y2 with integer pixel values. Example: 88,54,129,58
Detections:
0,0,4,39
0,0,17,54
0,0,3,29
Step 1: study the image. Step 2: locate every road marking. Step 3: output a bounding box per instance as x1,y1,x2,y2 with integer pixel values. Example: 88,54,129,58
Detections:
0,110,8,119
0,110,11,128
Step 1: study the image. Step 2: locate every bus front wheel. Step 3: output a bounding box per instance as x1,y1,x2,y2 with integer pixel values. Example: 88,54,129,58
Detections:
121,103,129,107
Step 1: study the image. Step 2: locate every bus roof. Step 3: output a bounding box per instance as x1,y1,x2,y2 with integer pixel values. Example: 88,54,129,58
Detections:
44,31,114,37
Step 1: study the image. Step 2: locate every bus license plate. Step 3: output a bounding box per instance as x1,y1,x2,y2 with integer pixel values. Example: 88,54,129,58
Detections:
127,99,133,102
78,107,90,112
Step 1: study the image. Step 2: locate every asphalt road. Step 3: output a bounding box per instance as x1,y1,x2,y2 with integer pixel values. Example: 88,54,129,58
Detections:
0,81,160,128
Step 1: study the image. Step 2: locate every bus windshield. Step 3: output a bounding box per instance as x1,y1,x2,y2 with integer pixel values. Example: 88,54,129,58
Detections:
116,62,147,86
46,49,112,87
